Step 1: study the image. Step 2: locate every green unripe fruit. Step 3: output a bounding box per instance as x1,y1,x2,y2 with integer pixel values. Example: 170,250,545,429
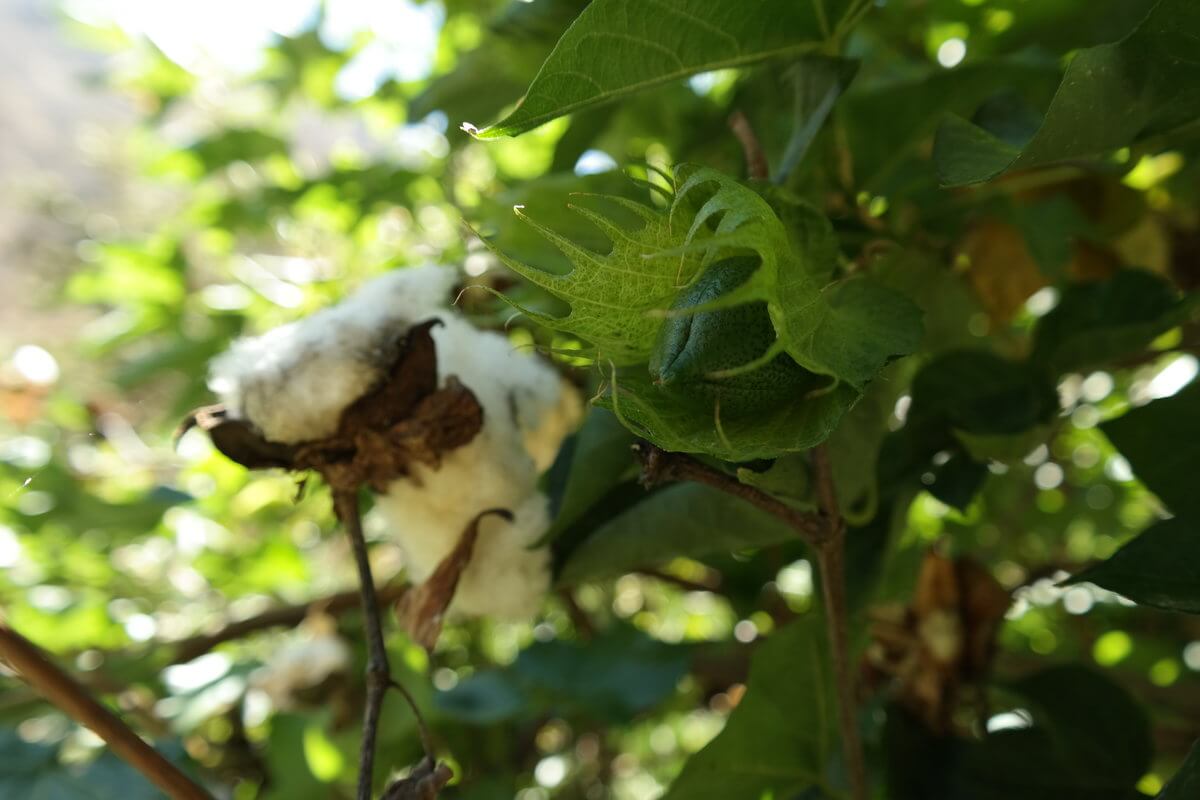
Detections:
649,256,823,413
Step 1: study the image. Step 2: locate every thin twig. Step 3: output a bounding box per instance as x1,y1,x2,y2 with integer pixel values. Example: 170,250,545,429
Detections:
633,442,828,543
812,444,866,800
334,488,399,800
169,583,410,665
729,110,770,181
0,624,212,800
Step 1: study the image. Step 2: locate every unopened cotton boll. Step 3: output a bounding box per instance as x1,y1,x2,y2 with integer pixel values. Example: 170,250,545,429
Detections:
208,264,459,444
250,623,351,710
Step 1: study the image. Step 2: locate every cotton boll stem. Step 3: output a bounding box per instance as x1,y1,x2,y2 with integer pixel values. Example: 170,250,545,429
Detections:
335,489,434,800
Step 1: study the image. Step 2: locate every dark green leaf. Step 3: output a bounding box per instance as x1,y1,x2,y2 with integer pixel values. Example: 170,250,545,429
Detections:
1160,739,1200,799
556,482,795,585
469,0,852,138
438,626,689,724
1031,269,1193,375
662,616,834,799
1101,380,1200,518
934,0,1200,186
1069,518,1200,614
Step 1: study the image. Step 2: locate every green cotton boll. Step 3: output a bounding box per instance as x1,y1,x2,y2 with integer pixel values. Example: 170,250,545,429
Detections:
649,256,824,414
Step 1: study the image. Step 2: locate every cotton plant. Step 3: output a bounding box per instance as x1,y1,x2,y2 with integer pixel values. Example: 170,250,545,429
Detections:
192,263,582,798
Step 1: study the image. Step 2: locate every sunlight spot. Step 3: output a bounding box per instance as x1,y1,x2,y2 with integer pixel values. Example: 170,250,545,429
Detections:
535,755,568,788
12,345,59,385
574,149,618,176
986,709,1032,733
936,37,967,68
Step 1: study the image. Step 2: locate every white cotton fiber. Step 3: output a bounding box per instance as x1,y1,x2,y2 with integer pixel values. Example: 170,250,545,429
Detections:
208,264,581,621
250,621,351,710
208,264,458,444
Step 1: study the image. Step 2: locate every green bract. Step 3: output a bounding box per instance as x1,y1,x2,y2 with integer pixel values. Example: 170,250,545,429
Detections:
649,256,827,415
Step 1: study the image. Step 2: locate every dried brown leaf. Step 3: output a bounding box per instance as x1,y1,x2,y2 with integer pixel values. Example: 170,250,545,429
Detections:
396,508,513,651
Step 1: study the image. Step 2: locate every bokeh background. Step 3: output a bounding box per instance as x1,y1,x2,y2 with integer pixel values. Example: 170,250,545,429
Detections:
1,0,1198,797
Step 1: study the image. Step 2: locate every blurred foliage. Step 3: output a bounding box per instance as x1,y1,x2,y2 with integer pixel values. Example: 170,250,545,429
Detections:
1,0,1200,798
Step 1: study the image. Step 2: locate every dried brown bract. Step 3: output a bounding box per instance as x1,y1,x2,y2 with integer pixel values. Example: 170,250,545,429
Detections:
863,549,1011,733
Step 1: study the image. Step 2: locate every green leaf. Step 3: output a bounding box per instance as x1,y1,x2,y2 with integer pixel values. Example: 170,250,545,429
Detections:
777,56,860,179
541,407,638,544
410,0,590,126
885,665,1152,800
468,0,852,138
1069,518,1200,614
934,0,1200,186
556,482,795,585
910,350,1059,437
1031,269,1194,375
600,368,859,460
1160,739,1200,799
1101,380,1200,519
1008,665,1153,791
662,616,834,799
438,626,689,724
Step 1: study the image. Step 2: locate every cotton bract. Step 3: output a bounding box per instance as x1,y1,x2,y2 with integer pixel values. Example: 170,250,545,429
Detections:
209,265,580,621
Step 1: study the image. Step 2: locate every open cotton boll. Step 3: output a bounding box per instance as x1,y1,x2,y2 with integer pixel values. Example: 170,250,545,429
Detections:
370,315,576,619
208,264,458,444
250,622,351,711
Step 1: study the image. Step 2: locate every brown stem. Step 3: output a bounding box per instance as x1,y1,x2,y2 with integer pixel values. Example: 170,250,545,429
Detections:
334,488,397,800
636,441,866,800
812,445,866,800
169,583,410,665
729,110,769,181
633,442,829,544
0,625,212,800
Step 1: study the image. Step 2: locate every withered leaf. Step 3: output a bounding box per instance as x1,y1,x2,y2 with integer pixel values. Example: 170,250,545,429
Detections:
397,508,513,651
864,549,1010,733
178,405,298,470
380,758,453,800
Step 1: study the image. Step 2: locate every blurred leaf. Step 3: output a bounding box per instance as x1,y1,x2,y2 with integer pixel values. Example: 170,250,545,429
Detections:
777,56,859,180
438,626,688,724
1101,380,1200,518
662,616,833,799
556,482,795,585
842,60,1061,192
411,0,590,125
0,730,189,800
541,407,636,543
1069,518,1200,614
186,128,287,171
886,665,1151,799
470,0,852,138
1160,739,1200,798
1031,269,1194,375
934,0,1200,186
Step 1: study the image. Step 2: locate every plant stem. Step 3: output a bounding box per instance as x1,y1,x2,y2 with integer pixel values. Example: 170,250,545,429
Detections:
812,445,866,800
635,441,866,800
633,443,828,544
729,110,770,181
0,624,212,800
169,582,410,665
334,488,394,800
